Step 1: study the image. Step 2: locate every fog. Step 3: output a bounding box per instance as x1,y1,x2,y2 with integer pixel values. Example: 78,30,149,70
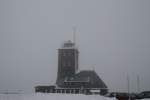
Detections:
0,0,150,93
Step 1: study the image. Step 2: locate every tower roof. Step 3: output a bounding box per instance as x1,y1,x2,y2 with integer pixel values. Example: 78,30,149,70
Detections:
61,40,76,49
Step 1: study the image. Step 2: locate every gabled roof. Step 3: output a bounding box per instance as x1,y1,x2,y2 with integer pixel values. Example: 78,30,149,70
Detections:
65,70,107,88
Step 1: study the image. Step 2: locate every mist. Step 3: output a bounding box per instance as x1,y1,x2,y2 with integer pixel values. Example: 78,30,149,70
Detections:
0,0,150,93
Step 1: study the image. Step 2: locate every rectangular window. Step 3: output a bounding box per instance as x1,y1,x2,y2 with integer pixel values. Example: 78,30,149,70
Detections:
68,62,71,67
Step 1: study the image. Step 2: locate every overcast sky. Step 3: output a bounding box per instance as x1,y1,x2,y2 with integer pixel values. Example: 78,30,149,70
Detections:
0,0,150,93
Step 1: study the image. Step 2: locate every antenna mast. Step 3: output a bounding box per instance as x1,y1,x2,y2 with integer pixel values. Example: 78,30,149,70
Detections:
73,26,76,46
73,26,78,73
137,75,140,93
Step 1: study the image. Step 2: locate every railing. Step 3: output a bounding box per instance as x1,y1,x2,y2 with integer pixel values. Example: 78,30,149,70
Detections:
35,87,108,95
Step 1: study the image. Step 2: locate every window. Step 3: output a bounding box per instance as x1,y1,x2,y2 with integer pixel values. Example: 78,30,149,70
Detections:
63,62,66,66
68,62,71,67
68,52,71,56
63,53,66,56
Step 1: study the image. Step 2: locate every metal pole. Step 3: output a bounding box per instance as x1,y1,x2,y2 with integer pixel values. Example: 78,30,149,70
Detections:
73,26,76,46
137,75,140,93
127,75,131,100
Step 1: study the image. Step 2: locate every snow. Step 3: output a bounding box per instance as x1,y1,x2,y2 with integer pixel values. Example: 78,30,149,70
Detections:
0,93,116,100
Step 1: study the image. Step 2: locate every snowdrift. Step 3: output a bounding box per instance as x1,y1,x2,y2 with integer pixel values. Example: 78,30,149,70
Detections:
0,93,116,100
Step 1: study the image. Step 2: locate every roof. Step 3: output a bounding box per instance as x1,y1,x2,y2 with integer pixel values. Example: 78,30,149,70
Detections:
65,70,107,88
61,40,76,49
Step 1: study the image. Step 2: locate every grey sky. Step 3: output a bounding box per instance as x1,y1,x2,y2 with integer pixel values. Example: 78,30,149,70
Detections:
0,0,150,93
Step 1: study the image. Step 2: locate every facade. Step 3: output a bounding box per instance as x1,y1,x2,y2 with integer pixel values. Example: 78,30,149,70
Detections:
35,40,108,95
56,40,78,86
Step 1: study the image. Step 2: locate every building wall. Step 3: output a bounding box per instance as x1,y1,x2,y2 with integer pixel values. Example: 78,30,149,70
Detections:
56,47,78,86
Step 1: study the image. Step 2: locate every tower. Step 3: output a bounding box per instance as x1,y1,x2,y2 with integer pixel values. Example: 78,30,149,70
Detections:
56,40,79,86
35,40,108,94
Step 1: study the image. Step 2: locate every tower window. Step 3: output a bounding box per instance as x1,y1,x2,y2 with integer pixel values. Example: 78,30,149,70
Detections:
68,52,72,56
63,53,66,56
63,62,66,66
68,62,71,67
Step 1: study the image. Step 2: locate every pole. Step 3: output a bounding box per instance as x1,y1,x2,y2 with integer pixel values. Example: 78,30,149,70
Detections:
127,75,131,100
73,26,78,73
73,26,76,46
137,75,140,93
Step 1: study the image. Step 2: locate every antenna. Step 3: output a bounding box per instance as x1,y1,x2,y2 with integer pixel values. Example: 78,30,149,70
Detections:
73,26,76,46
72,26,78,73
137,75,140,93
127,75,131,100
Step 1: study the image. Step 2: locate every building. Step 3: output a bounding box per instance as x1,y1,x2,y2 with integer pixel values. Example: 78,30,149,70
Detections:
56,40,79,87
35,40,108,95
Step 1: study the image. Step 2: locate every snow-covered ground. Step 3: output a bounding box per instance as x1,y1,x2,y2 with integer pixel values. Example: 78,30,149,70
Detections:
0,93,116,100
